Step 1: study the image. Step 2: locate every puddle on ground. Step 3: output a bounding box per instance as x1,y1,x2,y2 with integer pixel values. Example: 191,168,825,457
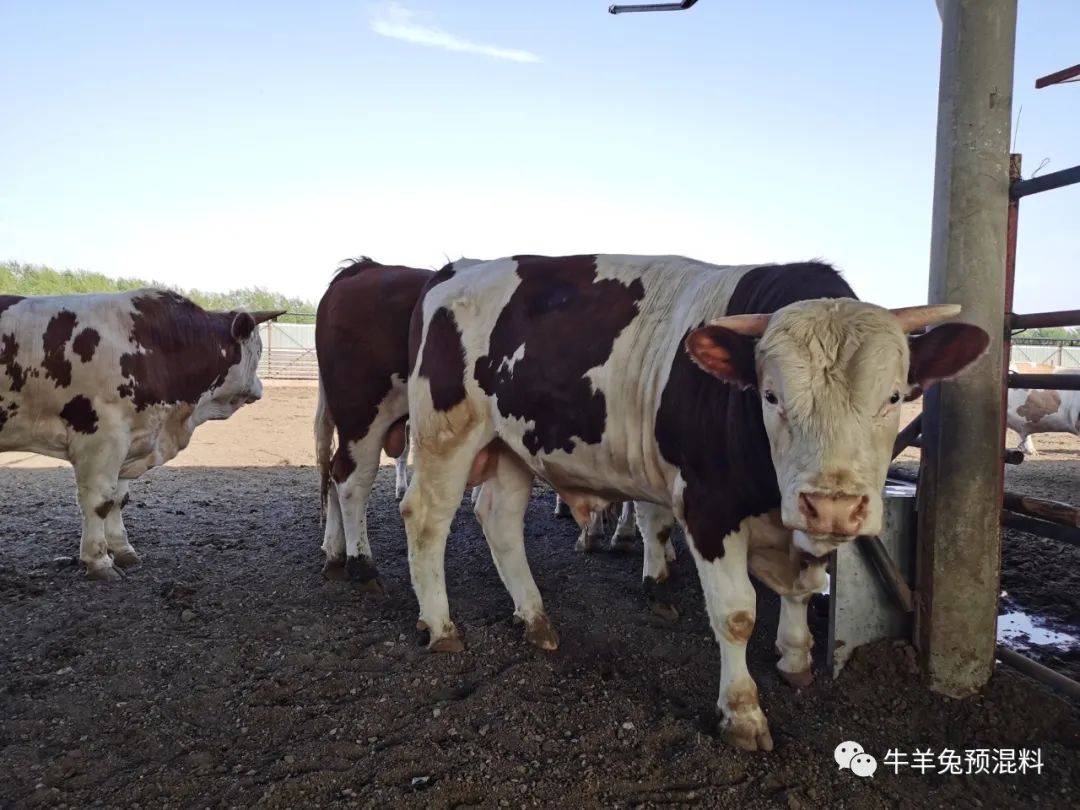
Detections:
997,593,1080,652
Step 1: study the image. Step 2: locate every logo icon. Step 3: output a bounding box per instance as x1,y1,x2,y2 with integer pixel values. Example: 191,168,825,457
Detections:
835,741,877,778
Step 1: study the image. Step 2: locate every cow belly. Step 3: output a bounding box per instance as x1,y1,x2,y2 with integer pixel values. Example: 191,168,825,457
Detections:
486,415,670,505
0,412,74,459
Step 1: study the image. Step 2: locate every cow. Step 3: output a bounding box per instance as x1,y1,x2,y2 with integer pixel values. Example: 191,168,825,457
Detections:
0,290,281,580
400,255,988,751
1007,367,1080,455
554,495,643,554
313,258,434,589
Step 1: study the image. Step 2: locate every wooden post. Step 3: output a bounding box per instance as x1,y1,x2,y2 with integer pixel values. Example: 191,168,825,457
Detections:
917,0,1017,698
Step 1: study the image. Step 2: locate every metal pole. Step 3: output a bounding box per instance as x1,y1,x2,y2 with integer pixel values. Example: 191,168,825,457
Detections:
917,0,1017,698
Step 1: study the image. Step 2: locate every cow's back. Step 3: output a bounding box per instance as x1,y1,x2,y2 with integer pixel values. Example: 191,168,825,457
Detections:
412,255,854,502
316,259,432,442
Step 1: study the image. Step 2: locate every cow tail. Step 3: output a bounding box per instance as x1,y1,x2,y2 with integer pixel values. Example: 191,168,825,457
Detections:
314,378,335,522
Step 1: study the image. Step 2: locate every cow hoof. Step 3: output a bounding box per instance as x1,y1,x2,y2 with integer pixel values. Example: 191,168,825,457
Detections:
555,501,571,518
524,615,560,651
345,555,382,593
608,536,635,554
574,536,600,553
85,564,122,582
779,667,814,689
395,487,407,501
322,558,348,581
643,576,678,621
649,599,679,622
111,549,141,569
722,710,773,753
429,634,465,654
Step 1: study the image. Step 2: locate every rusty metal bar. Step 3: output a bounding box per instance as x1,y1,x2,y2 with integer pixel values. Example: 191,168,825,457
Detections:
1010,164,1080,199
609,0,698,13
1003,492,1080,528
1002,511,1080,547
997,647,1080,701
1035,63,1080,89
892,414,922,460
1008,372,1080,391
857,535,915,614
1010,309,1080,330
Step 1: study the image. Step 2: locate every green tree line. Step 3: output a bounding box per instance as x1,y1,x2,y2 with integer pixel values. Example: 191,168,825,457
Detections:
1,261,316,323
1014,326,1079,341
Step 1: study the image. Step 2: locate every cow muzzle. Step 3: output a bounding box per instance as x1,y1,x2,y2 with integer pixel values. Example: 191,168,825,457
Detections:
793,492,869,537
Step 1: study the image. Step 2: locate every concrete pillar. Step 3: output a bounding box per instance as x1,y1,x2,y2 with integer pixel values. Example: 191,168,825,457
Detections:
917,0,1017,698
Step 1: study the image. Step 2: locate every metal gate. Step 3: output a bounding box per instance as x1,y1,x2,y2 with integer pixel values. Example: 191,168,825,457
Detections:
258,319,317,380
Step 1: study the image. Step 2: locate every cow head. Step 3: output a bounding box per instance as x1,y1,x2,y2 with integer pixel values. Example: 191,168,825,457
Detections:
685,299,988,555
201,310,284,420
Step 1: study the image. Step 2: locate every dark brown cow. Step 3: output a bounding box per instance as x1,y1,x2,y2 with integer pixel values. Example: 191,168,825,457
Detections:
314,258,433,586
0,290,282,579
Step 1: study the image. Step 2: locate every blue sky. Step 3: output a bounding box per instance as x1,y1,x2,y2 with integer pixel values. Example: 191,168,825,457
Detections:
1,1,1076,311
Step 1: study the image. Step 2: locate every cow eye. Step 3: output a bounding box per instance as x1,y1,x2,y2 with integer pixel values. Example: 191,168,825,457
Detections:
763,390,779,405
888,391,901,405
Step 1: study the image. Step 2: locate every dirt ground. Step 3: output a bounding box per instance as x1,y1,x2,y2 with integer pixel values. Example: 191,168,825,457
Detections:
2,385,1079,808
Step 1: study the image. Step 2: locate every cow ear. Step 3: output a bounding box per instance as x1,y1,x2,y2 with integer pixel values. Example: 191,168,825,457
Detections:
908,323,989,389
685,326,757,389
231,311,257,341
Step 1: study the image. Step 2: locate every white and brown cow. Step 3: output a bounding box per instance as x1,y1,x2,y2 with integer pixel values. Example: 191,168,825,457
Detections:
314,258,434,588
1007,367,1080,454
401,255,988,751
0,290,280,580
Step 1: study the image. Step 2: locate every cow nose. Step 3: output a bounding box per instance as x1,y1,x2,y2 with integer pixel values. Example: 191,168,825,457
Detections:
798,492,868,536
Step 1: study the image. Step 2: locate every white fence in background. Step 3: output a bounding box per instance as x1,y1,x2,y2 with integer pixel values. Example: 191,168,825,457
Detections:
257,321,317,380
255,325,1080,381
1011,343,1080,369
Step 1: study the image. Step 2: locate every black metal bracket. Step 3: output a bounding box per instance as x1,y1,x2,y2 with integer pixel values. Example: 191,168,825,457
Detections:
609,0,699,14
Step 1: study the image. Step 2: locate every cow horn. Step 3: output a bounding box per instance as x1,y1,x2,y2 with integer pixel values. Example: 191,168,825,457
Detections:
250,310,287,324
889,304,962,333
706,313,771,337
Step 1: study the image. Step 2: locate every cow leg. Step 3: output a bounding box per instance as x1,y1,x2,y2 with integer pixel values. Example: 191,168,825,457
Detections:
609,500,638,553
320,481,348,580
334,435,383,592
394,424,410,500
687,525,772,752
573,509,606,553
400,423,490,653
105,480,139,568
748,545,827,689
637,502,678,620
553,493,570,518
71,440,127,582
1019,433,1038,455
473,454,558,650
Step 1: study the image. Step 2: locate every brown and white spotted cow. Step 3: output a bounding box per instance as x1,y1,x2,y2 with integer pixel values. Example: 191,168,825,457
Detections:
401,255,988,751
0,291,281,580
1006,367,1080,455
313,258,435,588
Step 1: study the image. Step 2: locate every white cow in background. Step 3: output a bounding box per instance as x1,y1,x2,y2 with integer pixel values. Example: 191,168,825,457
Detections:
1007,367,1080,454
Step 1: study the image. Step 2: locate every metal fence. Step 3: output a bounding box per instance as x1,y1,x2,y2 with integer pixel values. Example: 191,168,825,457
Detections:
255,322,1080,381
258,318,317,380
1010,342,1080,369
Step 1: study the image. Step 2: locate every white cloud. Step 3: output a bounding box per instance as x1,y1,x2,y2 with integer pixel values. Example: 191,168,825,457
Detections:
370,2,541,64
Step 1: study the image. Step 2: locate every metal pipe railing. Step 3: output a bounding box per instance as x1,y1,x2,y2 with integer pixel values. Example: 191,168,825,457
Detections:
1010,164,1080,199
1010,309,1080,331
609,0,698,13
1008,372,1080,391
